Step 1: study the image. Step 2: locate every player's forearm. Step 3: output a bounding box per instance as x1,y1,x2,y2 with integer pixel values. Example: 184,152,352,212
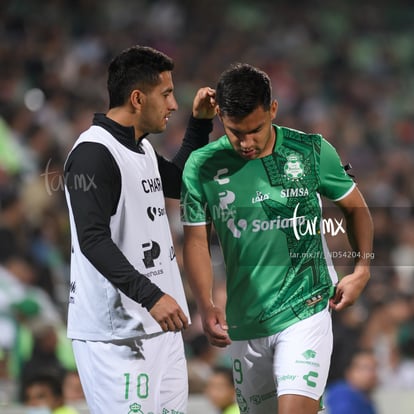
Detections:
329,205,373,310
79,233,164,310
183,235,215,314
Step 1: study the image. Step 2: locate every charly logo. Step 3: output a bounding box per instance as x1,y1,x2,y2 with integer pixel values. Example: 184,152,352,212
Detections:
142,241,161,268
141,177,162,193
284,153,304,180
214,168,230,185
303,371,318,388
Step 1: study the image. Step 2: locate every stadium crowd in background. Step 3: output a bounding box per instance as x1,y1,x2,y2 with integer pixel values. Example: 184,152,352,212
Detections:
0,0,413,410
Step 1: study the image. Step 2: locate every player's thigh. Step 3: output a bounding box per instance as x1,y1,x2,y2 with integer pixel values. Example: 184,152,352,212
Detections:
229,338,278,414
278,393,320,414
72,332,187,414
274,308,333,402
159,331,188,412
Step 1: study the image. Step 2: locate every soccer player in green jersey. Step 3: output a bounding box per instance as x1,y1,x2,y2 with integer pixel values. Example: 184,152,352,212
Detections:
180,63,373,414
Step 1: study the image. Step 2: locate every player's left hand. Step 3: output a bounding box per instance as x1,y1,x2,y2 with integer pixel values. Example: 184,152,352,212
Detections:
329,267,370,311
192,87,217,119
201,305,231,348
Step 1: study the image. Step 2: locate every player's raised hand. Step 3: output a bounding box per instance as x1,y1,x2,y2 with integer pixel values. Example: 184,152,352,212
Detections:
192,87,217,119
150,293,189,332
201,305,231,348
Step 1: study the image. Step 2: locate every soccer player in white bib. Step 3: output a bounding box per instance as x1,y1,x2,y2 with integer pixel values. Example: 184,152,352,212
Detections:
181,63,374,414
64,45,216,414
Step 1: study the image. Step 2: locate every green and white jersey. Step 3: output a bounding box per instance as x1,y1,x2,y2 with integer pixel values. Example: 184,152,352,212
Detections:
181,125,355,340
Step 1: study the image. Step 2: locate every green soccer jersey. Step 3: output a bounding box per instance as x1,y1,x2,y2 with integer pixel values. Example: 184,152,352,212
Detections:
181,125,355,340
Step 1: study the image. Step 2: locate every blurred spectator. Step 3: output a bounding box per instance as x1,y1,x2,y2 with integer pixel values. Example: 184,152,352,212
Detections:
19,323,67,400
359,293,412,385
325,349,379,414
328,303,368,384
187,334,218,394
0,347,17,406
0,183,27,261
0,257,75,395
22,371,79,414
0,181,65,306
391,219,414,294
205,366,239,414
381,318,414,389
62,370,86,407
0,262,41,386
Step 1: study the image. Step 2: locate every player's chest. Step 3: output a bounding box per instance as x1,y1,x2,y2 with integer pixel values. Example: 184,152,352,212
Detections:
202,154,318,209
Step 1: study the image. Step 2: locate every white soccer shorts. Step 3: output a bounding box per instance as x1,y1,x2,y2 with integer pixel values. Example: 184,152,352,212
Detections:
228,308,332,414
72,331,188,414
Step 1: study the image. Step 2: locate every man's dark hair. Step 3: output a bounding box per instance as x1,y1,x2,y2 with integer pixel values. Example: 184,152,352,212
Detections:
107,45,174,108
212,365,234,386
22,370,64,401
216,63,272,119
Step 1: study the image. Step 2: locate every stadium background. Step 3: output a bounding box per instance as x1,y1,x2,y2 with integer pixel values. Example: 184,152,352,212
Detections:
0,0,413,412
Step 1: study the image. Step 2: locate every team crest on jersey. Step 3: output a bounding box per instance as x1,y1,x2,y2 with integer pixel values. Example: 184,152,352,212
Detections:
128,402,144,414
284,153,304,180
236,388,249,413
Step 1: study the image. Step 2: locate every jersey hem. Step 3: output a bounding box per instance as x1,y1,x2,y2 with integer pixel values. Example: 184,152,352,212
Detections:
181,220,211,226
229,302,330,341
278,388,321,400
67,327,163,341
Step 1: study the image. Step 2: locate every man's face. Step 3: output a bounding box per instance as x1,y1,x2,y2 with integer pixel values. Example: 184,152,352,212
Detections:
205,372,236,410
25,383,62,410
138,71,178,134
219,101,278,160
346,353,378,393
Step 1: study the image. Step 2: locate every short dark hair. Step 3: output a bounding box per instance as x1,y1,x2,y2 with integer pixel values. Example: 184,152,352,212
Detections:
344,348,376,369
212,365,234,386
23,371,64,400
216,63,272,119
107,45,174,108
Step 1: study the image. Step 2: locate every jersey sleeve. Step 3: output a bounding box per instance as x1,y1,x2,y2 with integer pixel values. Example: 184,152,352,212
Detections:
180,152,211,225
318,138,355,201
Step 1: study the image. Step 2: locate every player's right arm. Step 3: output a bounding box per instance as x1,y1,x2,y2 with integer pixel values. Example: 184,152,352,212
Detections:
183,224,231,347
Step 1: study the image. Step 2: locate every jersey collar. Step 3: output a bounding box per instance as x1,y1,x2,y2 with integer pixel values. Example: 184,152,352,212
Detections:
93,113,147,154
